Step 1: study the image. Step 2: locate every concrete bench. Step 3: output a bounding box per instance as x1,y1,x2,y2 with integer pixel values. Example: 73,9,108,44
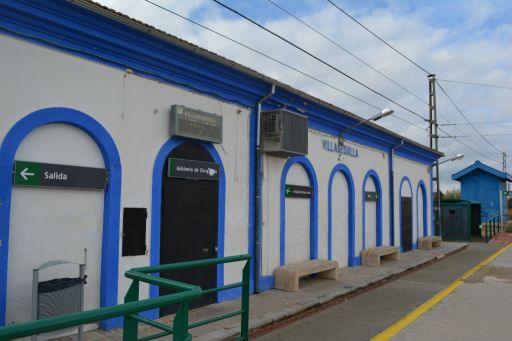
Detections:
361,246,400,267
274,259,339,292
418,236,442,250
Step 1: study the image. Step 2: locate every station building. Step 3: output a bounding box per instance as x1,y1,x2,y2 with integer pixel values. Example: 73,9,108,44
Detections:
0,0,442,331
452,161,511,222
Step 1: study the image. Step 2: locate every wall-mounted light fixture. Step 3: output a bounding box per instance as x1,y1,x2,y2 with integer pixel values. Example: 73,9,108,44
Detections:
337,108,394,160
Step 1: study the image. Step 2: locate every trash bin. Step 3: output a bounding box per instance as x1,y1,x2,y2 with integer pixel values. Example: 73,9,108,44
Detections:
31,251,87,341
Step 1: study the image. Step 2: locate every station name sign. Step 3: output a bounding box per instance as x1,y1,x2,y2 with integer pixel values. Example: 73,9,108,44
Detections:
285,184,313,198
170,105,223,144
168,158,220,181
322,139,359,158
13,161,107,190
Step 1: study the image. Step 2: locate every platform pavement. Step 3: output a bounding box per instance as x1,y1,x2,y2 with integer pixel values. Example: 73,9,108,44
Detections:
51,242,467,341
390,243,512,341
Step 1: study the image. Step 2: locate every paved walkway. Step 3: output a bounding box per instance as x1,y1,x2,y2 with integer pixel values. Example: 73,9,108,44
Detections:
489,232,512,244
52,242,467,341
390,243,512,341
253,242,501,341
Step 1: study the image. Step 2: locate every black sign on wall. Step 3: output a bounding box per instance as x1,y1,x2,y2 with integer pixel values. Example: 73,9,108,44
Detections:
365,191,379,202
285,184,313,198
168,158,220,181
122,208,147,256
13,160,107,190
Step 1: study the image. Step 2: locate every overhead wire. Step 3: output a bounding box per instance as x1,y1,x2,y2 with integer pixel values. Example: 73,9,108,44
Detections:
437,79,512,90
265,0,429,106
326,0,431,75
436,80,503,154
324,0,506,156
437,126,502,166
142,0,381,111
144,0,433,138
145,0,433,138
210,0,429,122
439,120,512,126
440,133,512,138
438,140,469,166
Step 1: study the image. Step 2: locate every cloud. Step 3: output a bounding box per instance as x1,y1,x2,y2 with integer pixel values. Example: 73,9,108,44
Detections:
97,0,512,188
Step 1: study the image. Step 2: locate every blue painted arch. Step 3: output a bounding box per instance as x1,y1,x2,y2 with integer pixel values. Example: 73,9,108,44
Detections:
280,156,318,266
328,164,356,266
399,176,414,250
362,170,383,249
149,137,226,303
416,180,428,238
0,107,122,329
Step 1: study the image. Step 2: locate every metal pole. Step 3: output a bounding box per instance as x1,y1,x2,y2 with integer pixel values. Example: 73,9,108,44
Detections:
254,85,275,293
429,74,441,236
500,191,504,232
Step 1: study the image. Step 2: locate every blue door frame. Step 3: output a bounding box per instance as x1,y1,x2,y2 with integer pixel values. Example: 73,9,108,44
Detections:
0,108,122,330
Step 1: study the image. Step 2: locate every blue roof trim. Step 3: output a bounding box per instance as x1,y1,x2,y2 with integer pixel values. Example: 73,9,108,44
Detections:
0,0,440,165
452,161,512,181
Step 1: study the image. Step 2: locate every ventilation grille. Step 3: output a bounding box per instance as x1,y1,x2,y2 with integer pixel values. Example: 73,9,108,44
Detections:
261,109,308,157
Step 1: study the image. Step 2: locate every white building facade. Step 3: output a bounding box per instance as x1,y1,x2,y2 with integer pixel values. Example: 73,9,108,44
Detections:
0,0,441,331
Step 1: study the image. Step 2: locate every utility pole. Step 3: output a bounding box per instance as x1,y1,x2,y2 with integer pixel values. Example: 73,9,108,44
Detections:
503,152,509,191
428,74,441,236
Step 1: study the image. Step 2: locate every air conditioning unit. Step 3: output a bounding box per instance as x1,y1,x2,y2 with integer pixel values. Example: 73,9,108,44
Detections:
261,109,308,157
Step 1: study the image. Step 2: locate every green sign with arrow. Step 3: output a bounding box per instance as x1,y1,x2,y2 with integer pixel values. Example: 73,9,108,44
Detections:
13,160,107,190
14,161,41,186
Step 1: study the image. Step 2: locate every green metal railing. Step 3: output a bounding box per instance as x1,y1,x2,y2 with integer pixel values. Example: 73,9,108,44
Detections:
0,254,251,341
484,215,501,242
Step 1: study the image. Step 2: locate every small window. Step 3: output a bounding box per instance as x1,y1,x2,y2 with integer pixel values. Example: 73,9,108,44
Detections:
449,209,456,214
122,208,147,256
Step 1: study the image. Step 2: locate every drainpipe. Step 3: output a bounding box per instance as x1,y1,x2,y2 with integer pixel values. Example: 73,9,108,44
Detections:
254,84,275,293
389,139,404,246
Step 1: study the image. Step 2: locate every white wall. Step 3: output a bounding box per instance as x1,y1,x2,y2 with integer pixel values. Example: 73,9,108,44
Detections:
262,130,390,276
7,124,104,330
331,172,349,267
364,178,377,249
0,34,251,320
284,164,310,264
394,156,432,247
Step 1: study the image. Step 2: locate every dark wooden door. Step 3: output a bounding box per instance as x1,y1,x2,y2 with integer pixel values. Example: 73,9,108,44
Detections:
401,197,412,252
159,143,218,316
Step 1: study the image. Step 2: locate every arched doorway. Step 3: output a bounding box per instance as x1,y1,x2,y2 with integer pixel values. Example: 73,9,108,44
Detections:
417,181,428,238
280,156,318,266
159,142,220,316
328,164,355,267
0,108,121,330
400,177,413,252
362,170,382,251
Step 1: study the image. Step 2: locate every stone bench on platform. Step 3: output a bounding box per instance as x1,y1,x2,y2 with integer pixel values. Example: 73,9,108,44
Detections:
361,246,400,267
418,236,442,250
274,259,339,292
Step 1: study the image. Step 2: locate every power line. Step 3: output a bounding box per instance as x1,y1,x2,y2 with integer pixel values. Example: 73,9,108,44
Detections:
145,0,429,143
265,0,428,106
211,0,429,122
440,133,512,138
326,0,431,75
438,126,502,165
438,79,512,90
436,80,503,154
142,0,381,111
439,120,512,126
437,113,501,159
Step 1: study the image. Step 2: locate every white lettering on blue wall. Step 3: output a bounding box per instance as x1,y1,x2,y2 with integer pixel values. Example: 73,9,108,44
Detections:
322,139,359,157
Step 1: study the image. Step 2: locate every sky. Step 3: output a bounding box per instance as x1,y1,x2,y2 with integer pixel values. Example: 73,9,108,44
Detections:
96,0,512,189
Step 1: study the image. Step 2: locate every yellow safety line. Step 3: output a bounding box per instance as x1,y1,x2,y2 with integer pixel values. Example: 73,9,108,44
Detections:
371,243,512,341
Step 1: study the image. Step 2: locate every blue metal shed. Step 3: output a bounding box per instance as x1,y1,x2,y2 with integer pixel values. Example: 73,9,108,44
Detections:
452,161,511,222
